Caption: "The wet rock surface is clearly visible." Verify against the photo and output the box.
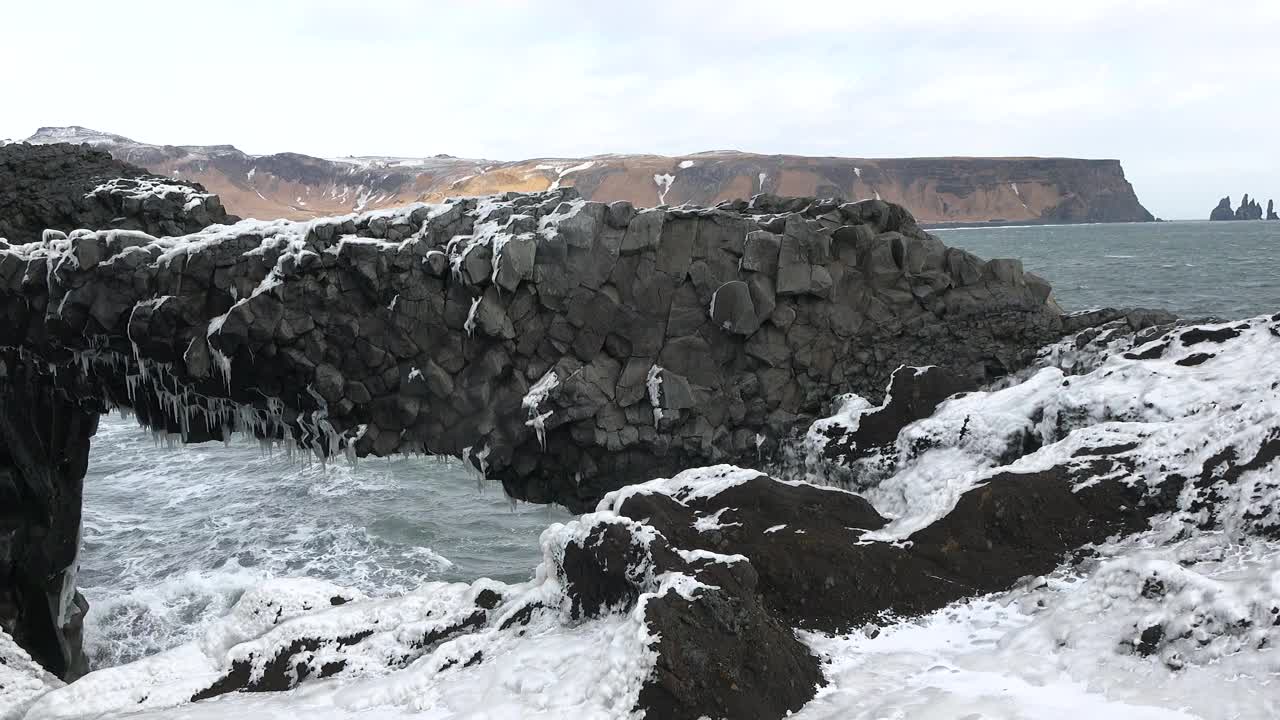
[0,359,97,682]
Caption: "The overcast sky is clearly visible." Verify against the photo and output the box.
[3,1,1277,218]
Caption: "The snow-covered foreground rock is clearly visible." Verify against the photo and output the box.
[20,312,1280,718]
[1,630,62,720]
[798,532,1280,719]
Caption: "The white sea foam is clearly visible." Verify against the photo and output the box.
[75,417,568,672]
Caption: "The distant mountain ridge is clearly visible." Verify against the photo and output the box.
[20,126,1155,226]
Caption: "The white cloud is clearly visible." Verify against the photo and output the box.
[0,0,1276,218]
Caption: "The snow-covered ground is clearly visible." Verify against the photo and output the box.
[798,534,1279,720]
[16,314,1280,719]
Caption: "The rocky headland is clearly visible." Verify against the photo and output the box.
[20,126,1155,227]
[2,143,1276,719]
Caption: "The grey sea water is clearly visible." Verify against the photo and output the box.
[932,220,1279,318]
[80,219,1280,668]
[80,421,573,667]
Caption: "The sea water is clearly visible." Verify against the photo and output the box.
[79,219,1280,669]
[933,219,1280,318]
[80,421,572,668]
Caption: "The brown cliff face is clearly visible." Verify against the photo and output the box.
[22,127,1153,225]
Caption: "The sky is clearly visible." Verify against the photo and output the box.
[2,0,1278,219]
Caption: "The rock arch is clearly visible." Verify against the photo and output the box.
[1,151,1068,679]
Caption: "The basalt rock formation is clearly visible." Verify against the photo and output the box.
[1210,193,1267,221]
[1210,196,1236,221]
[1,185,1070,510]
[1236,194,1264,220]
[0,151,1085,681]
[8,147,1275,720]
[25,311,1280,719]
[23,126,1155,226]
[1268,199,1278,220]
[0,142,236,244]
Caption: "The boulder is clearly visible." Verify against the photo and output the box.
[708,280,759,335]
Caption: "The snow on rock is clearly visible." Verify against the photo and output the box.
[85,177,215,207]
[0,629,62,720]
[795,534,1280,720]
[538,160,596,191]
[645,364,664,428]
[22,305,1280,720]
[599,464,766,512]
[23,521,657,719]
[25,471,825,720]
[692,506,743,533]
[522,370,560,449]
[4,184,1075,519]
[777,312,1280,716]
[804,314,1280,541]
[652,173,674,205]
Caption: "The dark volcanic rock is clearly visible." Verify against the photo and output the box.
[20,314,1280,719]
[0,356,95,681]
[145,448,1210,720]
[1,186,1073,513]
[1211,193,1267,221]
[1236,194,1264,220]
[811,365,977,484]
[1210,196,1235,221]
[0,142,237,243]
[1268,199,1278,221]
[0,155,1122,685]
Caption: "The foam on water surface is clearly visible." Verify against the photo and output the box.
[78,417,571,670]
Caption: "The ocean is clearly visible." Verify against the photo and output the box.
[79,219,1280,670]
[932,220,1280,319]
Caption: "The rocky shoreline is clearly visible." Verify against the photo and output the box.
[1,144,1276,719]
[9,309,1280,719]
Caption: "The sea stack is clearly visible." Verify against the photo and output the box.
[1268,199,1278,220]
[1235,194,1264,220]
[1210,196,1234,220]
[1209,194,1268,220]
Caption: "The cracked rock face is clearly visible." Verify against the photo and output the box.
[2,168,1070,685]
[3,187,1065,511]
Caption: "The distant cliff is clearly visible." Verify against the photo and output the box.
[1210,194,1274,221]
[21,126,1154,226]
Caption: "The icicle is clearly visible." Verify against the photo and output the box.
[646,365,665,428]
[464,295,482,337]
[522,370,560,451]
[210,346,233,392]
[463,444,490,491]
